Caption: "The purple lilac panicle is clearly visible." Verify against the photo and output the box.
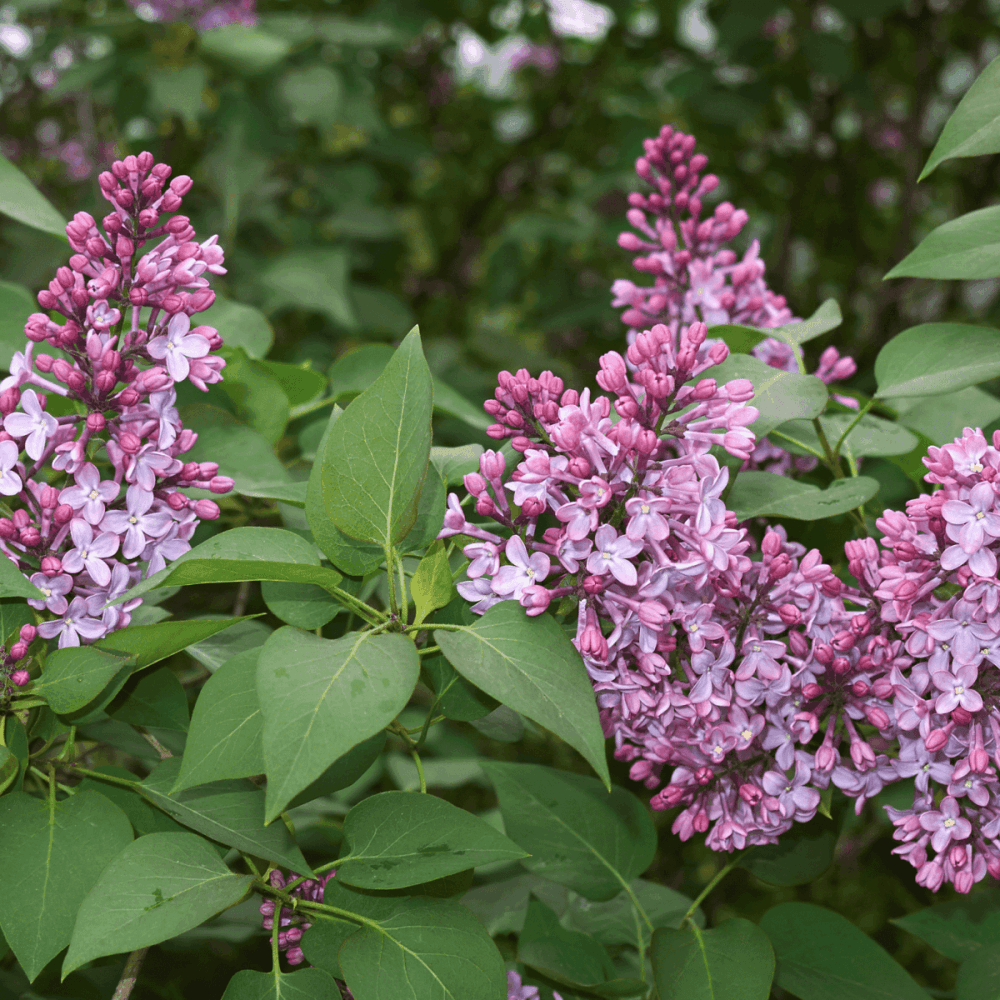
[260,870,336,967]
[0,151,232,673]
[128,0,256,31]
[612,125,857,472]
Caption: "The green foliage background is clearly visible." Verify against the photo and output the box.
[3,0,1000,995]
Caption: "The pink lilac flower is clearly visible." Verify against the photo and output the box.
[0,152,233,657]
[612,125,857,474]
[259,870,335,967]
[127,0,256,31]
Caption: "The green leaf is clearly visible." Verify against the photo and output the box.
[63,832,254,976]
[32,646,134,714]
[221,968,343,1000]
[431,444,485,485]
[262,581,342,630]
[892,890,1000,961]
[480,763,656,901]
[518,896,618,989]
[651,918,775,1000]
[109,667,190,731]
[304,405,384,576]
[219,348,291,444]
[286,732,386,809]
[769,299,843,347]
[957,947,1000,1000]
[921,54,1000,179]
[0,281,35,370]
[180,403,301,504]
[94,617,253,669]
[119,526,328,603]
[141,759,312,873]
[706,324,767,354]
[726,473,878,521]
[173,648,265,792]
[328,344,394,399]
[148,65,207,129]
[435,603,610,785]
[0,554,43,599]
[887,205,1000,280]
[300,919,357,980]
[433,378,492,431]
[774,413,917,459]
[321,328,433,546]
[187,618,272,673]
[461,872,569,936]
[262,249,357,329]
[0,599,34,645]
[874,323,1000,398]
[892,386,1000,446]
[760,902,928,1000]
[258,627,419,822]
[76,765,191,838]
[711,354,829,438]
[396,468,447,553]
[0,790,133,981]
[336,790,527,890]
[261,360,327,412]
[422,654,498,722]
[197,295,274,358]
[0,154,67,238]
[411,542,454,625]
[199,24,292,75]
[338,896,505,1000]
[739,825,836,886]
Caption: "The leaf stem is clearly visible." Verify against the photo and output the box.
[384,545,399,617]
[417,644,440,656]
[811,417,844,478]
[832,397,875,461]
[328,584,387,625]
[681,852,745,927]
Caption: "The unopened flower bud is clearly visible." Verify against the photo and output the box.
[119,432,142,454]
[94,371,117,392]
[41,555,62,575]
[777,603,800,625]
[19,624,36,643]
[9,641,28,660]
[86,412,107,432]
[0,389,19,415]
[166,491,188,511]
[209,476,234,494]
[193,499,221,519]
[10,669,29,687]
[953,706,973,725]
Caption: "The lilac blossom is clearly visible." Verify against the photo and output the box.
[4,389,58,460]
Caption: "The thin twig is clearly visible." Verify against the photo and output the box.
[136,727,172,760]
[111,947,149,1000]
[233,580,252,618]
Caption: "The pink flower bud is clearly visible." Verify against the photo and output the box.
[9,642,28,660]
[953,706,973,725]
[94,371,117,393]
[41,555,62,575]
[18,528,40,547]
[86,412,107,432]
[117,388,140,407]
[583,575,605,596]
[53,504,73,525]
[777,603,800,625]
[925,728,950,752]
[39,486,58,509]
[167,491,188,511]
[65,370,86,391]
[12,510,29,529]
[865,706,890,730]
[520,585,552,616]
[475,496,496,517]
[193,499,221,519]
[463,473,487,495]
[738,783,762,805]
[0,389,19,416]
[116,236,135,259]
[19,624,36,643]
[119,432,142,454]
[209,476,234,494]
[802,683,824,700]
[10,669,29,687]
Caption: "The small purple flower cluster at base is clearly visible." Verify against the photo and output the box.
[260,870,336,967]
[1,623,39,696]
[508,970,562,1000]
[0,151,232,655]
[128,0,256,31]
[612,125,857,473]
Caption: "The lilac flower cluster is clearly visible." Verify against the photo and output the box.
[259,870,336,967]
[0,151,232,666]
[441,320,908,854]
[844,426,1000,893]
[128,0,256,31]
[611,125,857,472]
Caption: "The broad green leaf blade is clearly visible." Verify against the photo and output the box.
[300,919,357,979]
[261,580,342,630]
[921,54,1000,179]
[0,790,132,981]
[338,896,505,1000]
[220,968,343,1000]
[258,627,419,822]
[94,617,252,669]
[957,947,1000,1000]
[219,347,291,444]
[768,298,842,348]
[480,762,656,901]
[726,473,878,521]
[739,825,836,886]
[110,667,190,731]
[651,918,774,1000]
[434,602,609,785]
[336,790,527,889]
[286,732,386,810]
[431,444,485,485]
[706,324,766,354]
[894,386,1000,445]
[119,526,322,603]
[411,542,454,625]
[173,649,265,791]
[562,879,694,949]
[396,468,447,553]
[432,377,491,431]
[200,24,293,76]
[63,832,254,976]
[0,154,67,238]
[461,872,570,936]
[711,354,828,438]
[32,646,134,714]
[306,406,387,576]
[422,652,497,722]
[760,902,927,1000]
[321,327,433,546]
[774,414,917,459]
[0,555,43,599]
[262,360,327,411]
[0,280,35,370]
[518,896,617,989]
[142,759,311,873]
[874,323,1000,398]
[891,890,1000,961]
[886,205,1000,280]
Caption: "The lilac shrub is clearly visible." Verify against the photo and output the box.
[0,150,231,685]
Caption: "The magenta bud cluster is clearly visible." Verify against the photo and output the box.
[260,869,336,967]
[126,0,256,31]
[0,151,234,660]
